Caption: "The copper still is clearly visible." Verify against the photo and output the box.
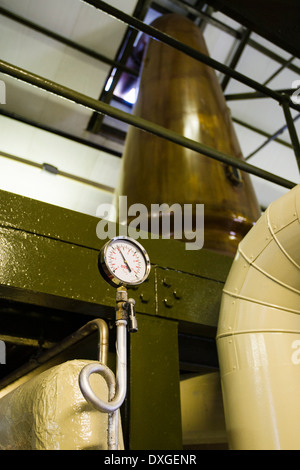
[115,14,261,256]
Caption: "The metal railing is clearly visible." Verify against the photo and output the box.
[0,0,299,189]
[84,0,300,171]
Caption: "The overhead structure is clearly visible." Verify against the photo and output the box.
[0,0,299,451]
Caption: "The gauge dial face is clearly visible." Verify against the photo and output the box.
[99,237,151,287]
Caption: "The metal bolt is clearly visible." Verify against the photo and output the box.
[164,298,174,308]
[173,290,182,300]
[163,277,171,288]
[140,293,150,303]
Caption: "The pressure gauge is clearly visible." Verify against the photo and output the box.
[99,236,151,287]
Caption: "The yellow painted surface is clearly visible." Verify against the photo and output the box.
[180,372,227,447]
[0,360,124,450]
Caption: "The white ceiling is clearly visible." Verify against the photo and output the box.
[0,0,299,216]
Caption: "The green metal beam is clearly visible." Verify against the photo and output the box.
[0,189,231,332]
[128,314,182,450]
[156,267,223,331]
[0,189,230,449]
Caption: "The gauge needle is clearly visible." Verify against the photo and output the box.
[117,246,132,272]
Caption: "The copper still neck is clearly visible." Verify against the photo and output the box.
[115,14,261,256]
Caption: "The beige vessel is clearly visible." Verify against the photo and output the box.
[217,183,300,449]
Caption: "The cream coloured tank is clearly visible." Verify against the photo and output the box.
[0,360,124,450]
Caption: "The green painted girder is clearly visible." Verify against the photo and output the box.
[128,314,182,450]
[0,189,233,450]
[0,189,232,331]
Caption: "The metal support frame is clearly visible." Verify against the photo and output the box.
[0,191,229,448]
[0,58,295,189]
[232,116,293,150]
[221,27,251,91]
[1,0,299,176]
[0,108,122,157]
[81,0,300,174]
[159,0,300,78]
[128,314,182,450]
[88,0,151,134]
[0,3,299,450]
[81,0,300,110]
[245,113,300,162]
[225,88,297,102]
[263,55,295,86]
[0,150,114,193]
[281,98,300,172]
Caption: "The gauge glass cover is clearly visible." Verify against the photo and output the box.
[99,236,150,286]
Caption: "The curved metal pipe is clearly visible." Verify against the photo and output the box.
[0,318,109,390]
[79,320,127,413]
[216,183,300,449]
[79,320,127,450]
[79,362,120,450]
